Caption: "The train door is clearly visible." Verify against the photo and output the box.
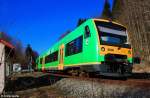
[58,44,64,70]
[42,57,45,72]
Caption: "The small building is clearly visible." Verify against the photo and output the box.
[0,39,14,94]
[13,63,21,72]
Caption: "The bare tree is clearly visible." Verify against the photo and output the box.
[101,0,113,20]
[111,0,150,65]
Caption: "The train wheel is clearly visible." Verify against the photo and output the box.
[67,69,78,76]
[79,71,89,78]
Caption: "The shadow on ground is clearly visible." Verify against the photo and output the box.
[4,72,150,93]
[5,73,63,92]
[130,73,150,79]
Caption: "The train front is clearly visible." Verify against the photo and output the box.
[95,20,133,77]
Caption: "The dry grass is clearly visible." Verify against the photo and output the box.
[132,64,150,73]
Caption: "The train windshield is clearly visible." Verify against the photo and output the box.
[95,21,130,47]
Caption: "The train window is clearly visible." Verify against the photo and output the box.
[40,58,43,64]
[45,51,58,63]
[53,51,58,61]
[84,26,91,38]
[45,55,51,63]
[36,59,39,65]
[65,35,83,56]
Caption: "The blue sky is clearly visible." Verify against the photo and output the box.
[0,0,113,54]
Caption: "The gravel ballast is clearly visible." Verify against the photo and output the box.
[52,78,150,98]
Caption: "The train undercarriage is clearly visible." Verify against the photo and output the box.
[62,54,133,77]
[42,54,134,78]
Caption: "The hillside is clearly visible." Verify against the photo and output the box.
[111,0,150,72]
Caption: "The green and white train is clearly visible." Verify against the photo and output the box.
[36,19,135,76]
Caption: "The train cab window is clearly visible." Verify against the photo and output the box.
[65,36,83,56]
[84,26,91,38]
[45,51,58,63]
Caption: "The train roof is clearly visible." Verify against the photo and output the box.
[93,18,126,29]
[38,18,126,58]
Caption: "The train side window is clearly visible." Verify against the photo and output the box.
[40,58,43,64]
[45,55,50,63]
[65,36,83,56]
[84,26,91,38]
[53,51,58,61]
[36,59,38,65]
[45,51,58,63]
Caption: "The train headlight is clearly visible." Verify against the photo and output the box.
[101,47,105,52]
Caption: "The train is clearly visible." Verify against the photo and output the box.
[36,19,138,77]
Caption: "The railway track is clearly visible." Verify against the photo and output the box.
[46,72,150,88]
[5,72,150,92]
[46,71,150,79]
[12,72,149,98]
